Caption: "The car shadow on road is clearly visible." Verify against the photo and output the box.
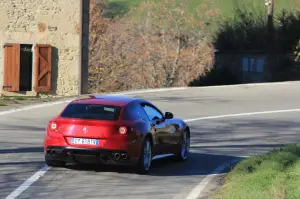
[63,152,244,176]
[0,147,43,154]
[0,161,44,166]
[0,145,242,176]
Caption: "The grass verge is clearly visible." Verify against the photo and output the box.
[215,144,300,199]
[0,99,7,106]
[0,95,43,107]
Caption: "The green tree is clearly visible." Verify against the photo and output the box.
[295,40,300,61]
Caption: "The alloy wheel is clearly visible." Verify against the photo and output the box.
[143,140,152,170]
[181,131,190,160]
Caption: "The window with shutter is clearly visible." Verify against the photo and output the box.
[34,44,52,93]
[3,43,20,92]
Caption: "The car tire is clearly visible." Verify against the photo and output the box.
[45,159,65,167]
[135,137,152,174]
[176,129,190,161]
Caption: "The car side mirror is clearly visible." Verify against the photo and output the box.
[164,112,173,119]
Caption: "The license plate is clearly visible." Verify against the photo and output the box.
[72,138,99,145]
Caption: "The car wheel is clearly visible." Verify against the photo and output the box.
[135,137,152,174]
[45,159,65,167]
[176,129,190,161]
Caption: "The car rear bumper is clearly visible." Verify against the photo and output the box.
[44,130,144,164]
[45,146,139,166]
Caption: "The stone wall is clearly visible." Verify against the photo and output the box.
[0,0,82,96]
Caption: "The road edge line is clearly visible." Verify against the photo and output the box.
[4,107,300,198]
[4,165,49,199]
[185,158,241,199]
[190,81,294,89]
[1,80,298,116]
[0,87,187,116]
[184,108,300,122]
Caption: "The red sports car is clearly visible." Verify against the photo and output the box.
[44,95,190,173]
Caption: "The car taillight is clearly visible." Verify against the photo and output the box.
[119,126,128,135]
[49,122,58,131]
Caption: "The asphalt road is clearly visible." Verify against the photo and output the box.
[1,82,300,199]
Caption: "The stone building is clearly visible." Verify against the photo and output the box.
[214,50,300,83]
[0,0,90,96]
[214,50,267,83]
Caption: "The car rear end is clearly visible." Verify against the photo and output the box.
[44,101,143,166]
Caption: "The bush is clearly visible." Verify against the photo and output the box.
[213,0,267,51]
[295,40,300,61]
[88,0,220,93]
[214,0,300,53]
[188,67,240,86]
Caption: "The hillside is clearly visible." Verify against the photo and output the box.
[89,0,300,93]
[105,0,294,19]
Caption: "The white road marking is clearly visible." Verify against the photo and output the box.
[0,87,186,116]
[1,80,297,116]
[184,108,300,123]
[183,108,300,199]
[108,87,187,95]
[4,165,49,199]
[190,81,292,89]
[2,83,300,199]
[152,154,174,160]
[185,158,241,199]
[6,108,300,199]
[0,100,73,116]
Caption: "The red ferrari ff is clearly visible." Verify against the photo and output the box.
[44,95,190,173]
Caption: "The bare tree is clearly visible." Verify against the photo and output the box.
[88,0,219,93]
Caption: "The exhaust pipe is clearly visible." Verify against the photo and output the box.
[121,153,127,159]
[114,153,120,160]
[50,149,56,155]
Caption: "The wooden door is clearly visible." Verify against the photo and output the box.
[34,44,52,93]
[3,43,20,92]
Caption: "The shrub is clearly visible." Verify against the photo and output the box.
[88,0,220,93]
[188,67,240,86]
[213,0,267,51]
[295,40,300,61]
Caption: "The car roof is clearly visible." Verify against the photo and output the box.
[71,95,143,106]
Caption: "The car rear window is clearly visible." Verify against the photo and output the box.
[60,103,122,121]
